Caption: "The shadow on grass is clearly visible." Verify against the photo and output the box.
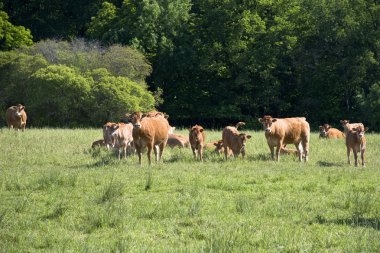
[316,161,343,167]
[247,153,273,162]
[314,215,380,230]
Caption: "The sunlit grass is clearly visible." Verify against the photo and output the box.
[0,128,379,252]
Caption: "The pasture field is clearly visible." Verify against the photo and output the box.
[0,128,380,252]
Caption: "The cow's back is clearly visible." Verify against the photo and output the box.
[272,118,310,144]
[139,116,170,144]
[327,128,345,139]
[222,126,239,147]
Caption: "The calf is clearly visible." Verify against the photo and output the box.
[167,133,190,148]
[319,124,345,139]
[91,139,106,149]
[110,123,134,160]
[345,125,368,167]
[340,120,364,135]
[127,111,170,165]
[258,116,310,162]
[5,104,27,131]
[222,122,251,159]
[103,122,117,149]
[189,125,206,161]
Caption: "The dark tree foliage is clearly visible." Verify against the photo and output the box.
[1,0,380,130]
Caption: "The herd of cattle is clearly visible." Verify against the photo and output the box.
[5,104,369,167]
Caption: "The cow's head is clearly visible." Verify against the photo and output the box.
[319,124,331,137]
[189,125,204,143]
[143,111,169,119]
[340,120,350,128]
[127,112,143,128]
[15,104,25,117]
[238,133,251,153]
[258,115,277,133]
[352,125,369,140]
[213,140,224,154]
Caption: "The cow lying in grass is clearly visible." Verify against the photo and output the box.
[319,124,345,139]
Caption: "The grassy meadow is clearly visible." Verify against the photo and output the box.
[0,127,380,252]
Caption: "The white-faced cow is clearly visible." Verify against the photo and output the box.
[127,111,170,165]
[6,104,27,131]
[258,116,310,162]
[345,125,368,167]
[110,123,134,160]
[222,122,251,159]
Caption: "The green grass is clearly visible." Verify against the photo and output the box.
[0,128,379,252]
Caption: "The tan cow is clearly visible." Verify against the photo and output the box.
[209,140,233,156]
[340,120,364,135]
[110,123,134,160]
[345,125,368,167]
[258,116,310,162]
[222,122,251,159]
[91,139,106,149]
[189,125,206,161]
[5,104,27,131]
[167,133,190,148]
[103,122,118,149]
[127,111,170,165]
[319,124,345,139]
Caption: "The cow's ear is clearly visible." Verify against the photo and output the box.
[272,119,277,122]
[246,135,252,139]
[319,126,323,129]
[364,127,369,132]
[213,142,218,147]
[258,118,263,123]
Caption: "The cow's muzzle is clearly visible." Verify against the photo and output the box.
[133,124,141,128]
[265,128,271,133]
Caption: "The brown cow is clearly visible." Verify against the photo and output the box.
[319,124,345,139]
[189,125,206,161]
[340,120,364,135]
[6,104,27,131]
[110,123,134,160]
[127,111,170,165]
[91,139,106,149]
[167,133,190,148]
[258,116,310,162]
[103,122,118,149]
[345,125,368,167]
[211,140,233,156]
[222,122,251,159]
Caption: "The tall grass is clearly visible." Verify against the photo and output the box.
[0,128,379,252]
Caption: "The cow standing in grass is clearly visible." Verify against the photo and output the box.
[6,104,27,131]
[110,123,134,160]
[345,125,368,167]
[189,125,206,161]
[103,122,117,149]
[340,120,364,135]
[127,111,170,165]
[222,122,251,159]
[258,116,310,162]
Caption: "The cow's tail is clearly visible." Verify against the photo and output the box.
[235,122,246,129]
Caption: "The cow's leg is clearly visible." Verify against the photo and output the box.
[347,146,351,165]
[123,144,127,159]
[275,141,283,162]
[158,142,166,162]
[153,145,159,162]
[361,148,365,167]
[295,142,303,162]
[224,145,229,160]
[269,144,275,160]
[199,145,203,162]
[303,134,310,162]
[135,145,142,165]
[353,147,359,167]
[146,143,154,165]
[191,147,197,160]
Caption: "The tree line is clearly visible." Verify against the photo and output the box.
[0,0,379,130]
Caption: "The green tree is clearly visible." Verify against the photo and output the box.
[0,11,33,50]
